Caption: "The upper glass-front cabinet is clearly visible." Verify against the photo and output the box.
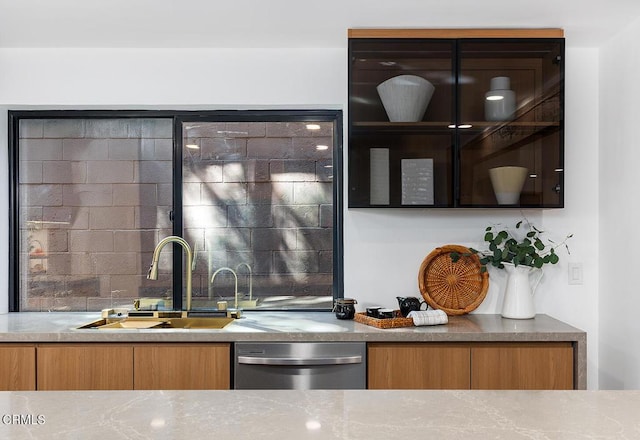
[348,30,565,208]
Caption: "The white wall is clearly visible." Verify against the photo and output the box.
[0,44,600,388]
[598,16,640,389]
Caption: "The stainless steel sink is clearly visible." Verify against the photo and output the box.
[76,316,235,330]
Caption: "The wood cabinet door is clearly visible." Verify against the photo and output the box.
[368,343,470,389]
[37,344,133,390]
[0,345,36,390]
[471,342,574,390]
[134,344,230,390]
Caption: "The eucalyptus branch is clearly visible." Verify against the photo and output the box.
[451,219,572,273]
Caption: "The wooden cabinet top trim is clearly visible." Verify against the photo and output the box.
[348,28,564,39]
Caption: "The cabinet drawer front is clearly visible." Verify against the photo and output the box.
[134,344,230,390]
[0,345,36,391]
[368,343,470,389]
[471,342,574,390]
[37,345,133,390]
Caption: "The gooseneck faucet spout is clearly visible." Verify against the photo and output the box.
[235,262,253,302]
[147,236,194,311]
[211,267,239,310]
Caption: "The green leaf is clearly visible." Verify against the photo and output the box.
[516,220,522,228]
[450,252,460,262]
[534,257,544,268]
[485,226,492,232]
[484,232,494,242]
[549,253,559,264]
[534,238,545,250]
[480,266,487,273]
[526,231,536,238]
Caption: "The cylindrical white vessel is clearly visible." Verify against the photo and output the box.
[485,76,516,121]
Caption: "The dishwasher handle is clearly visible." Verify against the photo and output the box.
[237,355,362,366]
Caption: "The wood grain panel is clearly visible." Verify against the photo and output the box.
[471,342,574,390]
[348,28,564,39]
[368,343,470,389]
[0,345,36,390]
[133,344,230,390]
[37,344,133,390]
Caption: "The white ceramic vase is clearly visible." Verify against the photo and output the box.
[489,166,528,205]
[501,263,543,319]
[376,75,435,122]
[485,76,516,121]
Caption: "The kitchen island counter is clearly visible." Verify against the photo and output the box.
[0,389,635,439]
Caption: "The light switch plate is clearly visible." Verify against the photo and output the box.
[568,263,583,285]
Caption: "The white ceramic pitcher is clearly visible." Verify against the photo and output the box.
[501,263,543,319]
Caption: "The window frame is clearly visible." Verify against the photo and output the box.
[8,109,344,312]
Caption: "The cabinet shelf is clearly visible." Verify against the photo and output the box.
[348,32,565,208]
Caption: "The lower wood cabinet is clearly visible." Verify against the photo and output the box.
[0,345,36,390]
[471,342,574,390]
[36,343,231,390]
[368,342,575,390]
[368,343,470,389]
[37,344,134,390]
[134,344,230,390]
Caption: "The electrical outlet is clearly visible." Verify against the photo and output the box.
[568,263,583,285]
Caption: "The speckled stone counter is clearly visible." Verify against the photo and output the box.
[0,389,636,439]
[0,311,587,389]
[0,312,585,344]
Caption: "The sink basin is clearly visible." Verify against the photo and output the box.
[162,317,235,329]
[76,316,235,330]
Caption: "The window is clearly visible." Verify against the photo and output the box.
[10,110,342,312]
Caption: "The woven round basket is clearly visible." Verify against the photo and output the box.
[418,244,489,315]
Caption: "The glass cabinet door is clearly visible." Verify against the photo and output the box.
[348,39,455,207]
[457,39,564,207]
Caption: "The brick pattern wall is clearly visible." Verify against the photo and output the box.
[182,121,334,303]
[19,119,173,311]
[18,118,335,311]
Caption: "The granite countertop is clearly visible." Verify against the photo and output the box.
[0,312,585,344]
[0,389,636,439]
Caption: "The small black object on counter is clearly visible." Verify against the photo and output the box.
[334,298,357,320]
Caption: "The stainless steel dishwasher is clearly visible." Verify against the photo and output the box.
[234,342,366,389]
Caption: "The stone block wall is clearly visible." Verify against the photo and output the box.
[183,121,334,303]
[19,118,173,311]
[18,118,335,311]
